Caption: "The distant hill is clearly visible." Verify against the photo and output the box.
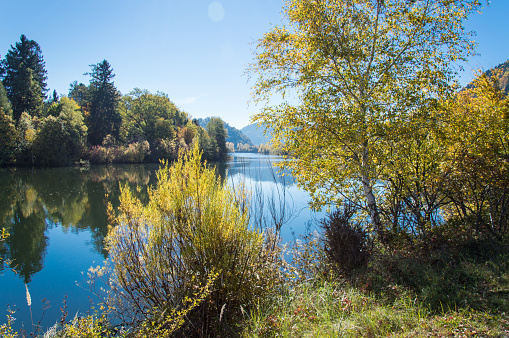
[197,117,254,147]
[465,59,509,94]
[485,59,509,94]
[240,123,273,146]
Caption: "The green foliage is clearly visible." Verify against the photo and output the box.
[198,117,254,149]
[205,117,228,161]
[68,81,90,115]
[248,0,481,239]
[104,144,281,335]
[0,107,17,165]
[353,239,509,314]
[32,98,87,166]
[0,81,13,118]
[14,112,37,165]
[242,276,508,337]
[87,60,122,146]
[120,89,187,145]
[0,34,47,121]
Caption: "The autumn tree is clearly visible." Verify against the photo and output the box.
[248,0,481,239]
[0,35,48,121]
[442,72,509,239]
[33,97,88,166]
[68,81,90,115]
[86,60,121,145]
[0,107,16,165]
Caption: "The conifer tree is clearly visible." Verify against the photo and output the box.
[0,35,47,121]
[86,60,121,145]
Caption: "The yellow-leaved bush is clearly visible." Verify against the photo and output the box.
[105,143,281,336]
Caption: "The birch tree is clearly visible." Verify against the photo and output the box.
[248,0,481,239]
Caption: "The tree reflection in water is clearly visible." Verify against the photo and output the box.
[0,164,159,282]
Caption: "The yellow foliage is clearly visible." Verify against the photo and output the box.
[106,143,281,335]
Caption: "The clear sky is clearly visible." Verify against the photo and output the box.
[1,0,508,129]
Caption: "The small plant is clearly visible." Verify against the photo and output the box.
[321,204,370,275]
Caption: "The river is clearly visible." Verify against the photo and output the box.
[0,153,324,332]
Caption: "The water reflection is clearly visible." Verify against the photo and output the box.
[0,154,323,332]
[0,165,160,282]
[227,153,295,185]
[0,155,295,283]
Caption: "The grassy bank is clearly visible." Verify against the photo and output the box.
[243,237,509,337]
[3,235,507,337]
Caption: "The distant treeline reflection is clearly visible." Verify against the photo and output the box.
[0,155,292,284]
[0,164,160,283]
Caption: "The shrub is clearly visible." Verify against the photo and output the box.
[151,137,178,161]
[321,205,370,275]
[122,140,150,163]
[88,145,108,164]
[104,143,281,336]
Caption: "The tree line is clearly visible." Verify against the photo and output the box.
[0,35,228,167]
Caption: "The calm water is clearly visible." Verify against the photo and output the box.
[0,153,324,331]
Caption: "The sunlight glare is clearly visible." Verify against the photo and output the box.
[208,1,225,22]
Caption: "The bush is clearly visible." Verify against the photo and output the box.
[103,144,281,336]
[122,140,150,163]
[88,145,108,164]
[150,137,178,161]
[321,205,370,275]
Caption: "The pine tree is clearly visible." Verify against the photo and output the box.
[0,35,48,121]
[86,60,121,145]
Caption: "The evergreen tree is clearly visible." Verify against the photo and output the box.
[0,35,48,121]
[51,89,59,103]
[206,117,228,160]
[86,60,121,145]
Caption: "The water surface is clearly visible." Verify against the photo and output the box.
[0,153,324,331]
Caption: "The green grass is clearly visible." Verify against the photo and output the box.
[242,237,509,337]
[242,279,509,337]
[3,233,509,337]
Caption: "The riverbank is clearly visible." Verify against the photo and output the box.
[2,234,508,337]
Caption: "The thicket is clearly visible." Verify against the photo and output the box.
[87,144,282,337]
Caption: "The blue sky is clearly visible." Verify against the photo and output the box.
[1,0,508,129]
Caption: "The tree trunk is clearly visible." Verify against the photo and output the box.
[361,147,385,243]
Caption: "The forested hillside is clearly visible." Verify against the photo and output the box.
[197,116,253,148]
[485,59,509,94]
[465,59,509,94]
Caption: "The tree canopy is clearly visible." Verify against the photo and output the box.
[0,34,48,121]
[248,0,482,237]
[119,88,187,144]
